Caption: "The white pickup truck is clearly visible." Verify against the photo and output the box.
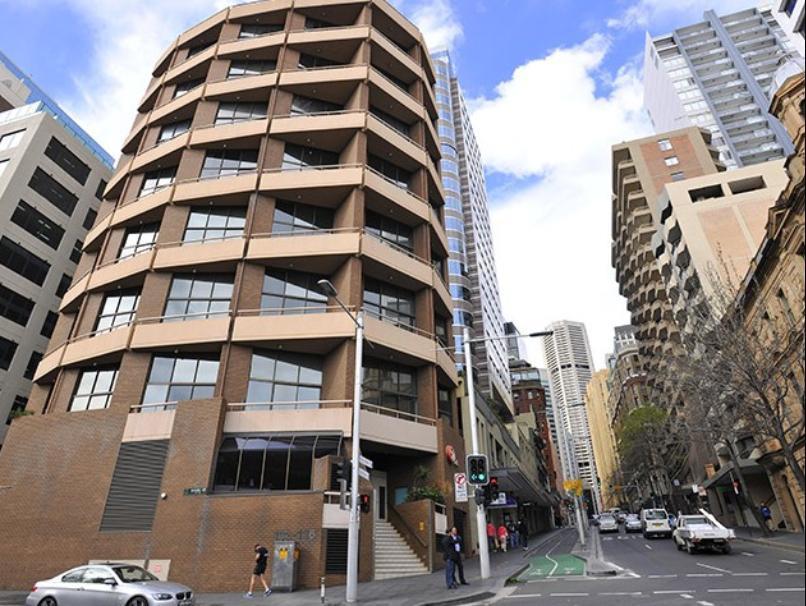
[673,509,736,554]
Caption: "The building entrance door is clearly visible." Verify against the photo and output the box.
[372,471,388,522]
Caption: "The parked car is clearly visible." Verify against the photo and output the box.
[607,508,626,524]
[27,563,194,606]
[641,508,672,539]
[673,510,735,555]
[625,514,642,533]
[598,513,620,533]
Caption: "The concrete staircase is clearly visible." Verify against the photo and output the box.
[373,519,429,580]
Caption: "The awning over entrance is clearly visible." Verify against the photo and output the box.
[702,458,767,490]
[491,467,558,508]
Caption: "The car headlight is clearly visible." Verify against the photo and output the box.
[152,593,173,601]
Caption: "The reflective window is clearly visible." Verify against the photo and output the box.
[365,211,413,251]
[362,359,417,415]
[227,59,277,78]
[173,78,203,98]
[44,137,91,185]
[120,223,159,259]
[0,283,34,326]
[298,53,340,69]
[157,120,191,143]
[139,167,176,196]
[142,355,220,407]
[215,102,267,125]
[28,167,78,216]
[290,95,342,116]
[70,367,119,411]
[363,278,415,328]
[0,237,50,285]
[664,156,679,166]
[442,176,461,193]
[246,350,324,407]
[213,433,341,492]
[272,200,334,233]
[370,107,409,136]
[183,207,246,242]
[200,150,258,179]
[304,16,334,29]
[11,200,65,250]
[164,274,233,321]
[282,143,339,169]
[368,154,410,189]
[41,311,58,338]
[438,387,452,423]
[261,269,327,313]
[96,290,140,333]
[0,336,17,371]
[239,23,283,38]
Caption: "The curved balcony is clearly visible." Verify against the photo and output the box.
[360,401,438,453]
[173,171,259,203]
[259,164,363,201]
[231,307,356,348]
[369,28,422,83]
[246,228,361,271]
[131,313,230,350]
[153,237,247,271]
[229,0,292,20]
[205,72,278,99]
[176,7,227,48]
[364,166,430,222]
[113,184,174,227]
[224,400,352,435]
[366,113,427,167]
[361,230,432,287]
[368,67,422,117]
[164,44,216,85]
[105,156,134,200]
[279,63,368,89]
[130,131,190,174]
[189,118,268,147]
[122,112,150,154]
[270,110,365,145]
[150,82,204,125]
[287,24,370,47]
[61,324,133,368]
[432,269,452,317]
[217,31,285,57]
[83,211,114,252]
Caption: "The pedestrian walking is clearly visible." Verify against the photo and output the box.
[507,519,517,550]
[244,543,272,599]
[760,505,773,531]
[486,521,497,552]
[497,523,508,552]
[518,519,529,550]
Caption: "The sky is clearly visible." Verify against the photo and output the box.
[0,0,761,368]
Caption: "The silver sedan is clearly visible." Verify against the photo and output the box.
[27,563,194,606]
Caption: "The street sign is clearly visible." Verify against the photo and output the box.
[359,455,373,470]
[454,472,468,503]
[563,479,583,497]
[358,467,370,481]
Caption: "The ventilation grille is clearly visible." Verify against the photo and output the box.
[325,529,348,574]
[100,440,169,532]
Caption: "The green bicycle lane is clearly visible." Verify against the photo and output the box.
[517,553,586,580]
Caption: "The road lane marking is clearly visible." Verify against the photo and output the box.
[686,573,723,577]
[644,544,653,550]
[696,601,715,606]
[707,588,754,593]
[505,594,542,599]
[680,594,695,600]
[741,552,754,557]
[600,592,642,596]
[654,590,696,594]
[733,572,767,576]
[781,559,798,565]
[550,593,589,597]
[766,587,805,592]
[648,574,678,578]
[780,572,805,576]
[697,562,732,574]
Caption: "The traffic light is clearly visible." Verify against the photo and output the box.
[474,487,486,506]
[489,477,500,502]
[467,454,489,486]
[335,458,352,486]
[360,494,371,514]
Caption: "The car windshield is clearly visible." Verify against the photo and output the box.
[685,516,710,525]
[113,566,158,583]
[600,515,615,522]
[644,510,667,520]
[627,515,639,520]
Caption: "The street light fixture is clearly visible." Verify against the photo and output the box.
[317,279,363,604]
[462,326,553,580]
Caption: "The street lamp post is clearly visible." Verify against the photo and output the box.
[317,280,363,604]
[462,326,553,580]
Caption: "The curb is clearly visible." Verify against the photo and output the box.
[421,591,496,606]
[735,536,805,554]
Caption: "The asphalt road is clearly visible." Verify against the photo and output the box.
[502,525,806,606]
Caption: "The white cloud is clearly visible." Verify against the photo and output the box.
[607,0,758,30]
[393,0,463,51]
[469,35,653,367]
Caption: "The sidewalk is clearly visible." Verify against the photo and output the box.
[196,528,568,606]
[732,527,805,553]
[570,525,619,576]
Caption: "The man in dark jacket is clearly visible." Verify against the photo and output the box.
[441,526,468,589]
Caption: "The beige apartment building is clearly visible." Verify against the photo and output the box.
[0,0,476,592]
[0,52,113,442]
[585,370,619,510]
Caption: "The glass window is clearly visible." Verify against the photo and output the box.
[10,200,65,250]
[200,150,258,179]
[671,171,685,181]
[272,200,334,233]
[368,154,410,189]
[24,351,43,380]
[239,23,283,38]
[55,274,71,298]
[70,239,83,264]
[362,359,417,415]
[0,130,25,151]
[157,119,191,143]
[40,310,58,338]
[142,354,220,408]
[437,387,452,423]
[28,167,78,216]
[0,336,17,371]
[83,208,97,230]
[442,176,461,193]
[227,59,277,78]
[139,167,176,196]
[0,283,35,326]
[96,289,140,333]
[365,211,413,251]
[369,107,410,136]
[304,16,334,29]
[261,268,327,313]
[215,102,267,125]
[0,237,50,286]
[363,278,415,328]
[6,395,28,425]
[70,367,118,411]
[445,216,464,233]
[120,223,159,259]
[183,207,246,242]
[282,143,339,169]
[298,53,340,69]
[44,137,91,185]
[664,156,679,166]
[163,274,233,321]
[173,78,203,99]
[246,350,323,407]
[290,95,342,116]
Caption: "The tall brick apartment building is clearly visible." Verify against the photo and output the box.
[0,0,470,592]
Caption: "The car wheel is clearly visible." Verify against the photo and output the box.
[722,544,732,555]
[38,598,57,606]
[126,597,149,606]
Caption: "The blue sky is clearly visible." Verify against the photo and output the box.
[0,0,755,365]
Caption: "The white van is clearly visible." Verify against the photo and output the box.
[641,508,672,538]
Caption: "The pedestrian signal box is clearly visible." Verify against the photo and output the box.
[467,454,489,486]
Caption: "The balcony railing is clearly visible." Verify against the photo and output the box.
[361,401,437,426]
[227,399,351,412]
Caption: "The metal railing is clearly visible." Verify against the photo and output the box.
[236,304,354,317]
[250,226,360,239]
[360,401,436,426]
[363,308,434,339]
[227,399,351,412]
[130,402,179,413]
